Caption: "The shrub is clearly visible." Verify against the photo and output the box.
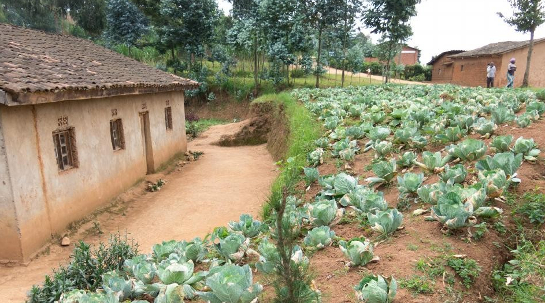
[290,68,306,78]
[27,233,138,303]
[536,89,545,101]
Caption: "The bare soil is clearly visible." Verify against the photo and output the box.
[0,120,278,303]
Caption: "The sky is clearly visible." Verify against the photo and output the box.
[217,0,545,64]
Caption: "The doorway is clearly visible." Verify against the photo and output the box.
[140,111,154,174]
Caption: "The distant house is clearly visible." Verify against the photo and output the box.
[365,45,421,66]
[0,23,198,262]
[428,38,545,87]
[427,50,465,83]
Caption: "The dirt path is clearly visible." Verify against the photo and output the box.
[325,66,430,85]
[0,120,278,303]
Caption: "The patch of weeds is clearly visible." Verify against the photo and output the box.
[147,179,166,192]
[407,243,419,251]
[472,222,488,241]
[516,191,545,225]
[400,275,435,294]
[493,221,507,234]
[332,266,349,277]
[447,257,481,288]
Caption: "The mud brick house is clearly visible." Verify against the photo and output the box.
[365,45,421,66]
[429,38,545,87]
[427,50,465,83]
[0,24,198,262]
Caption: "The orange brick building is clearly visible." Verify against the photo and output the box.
[365,45,420,66]
[429,39,545,87]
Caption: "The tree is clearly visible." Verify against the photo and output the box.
[335,0,362,87]
[362,0,420,83]
[104,0,148,52]
[70,0,107,37]
[499,0,545,87]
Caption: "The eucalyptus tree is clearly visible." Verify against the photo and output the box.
[104,0,148,53]
[499,0,545,87]
[362,0,420,83]
[335,0,362,87]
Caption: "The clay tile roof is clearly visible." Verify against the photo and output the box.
[449,38,545,58]
[427,50,465,65]
[0,23,199,105]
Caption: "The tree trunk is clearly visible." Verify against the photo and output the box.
[254,35,259,96]
[316,27,323,88]
[522,29,535,88]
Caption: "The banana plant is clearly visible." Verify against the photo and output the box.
[355,275,397,303]
[365,159,397,186]
[367,209,403,236]
[447,138,487,162]
[339,239,374,267]
[304,226,335,249]
[512,137,541,161]
[490,135,513,152]
[439,164,468,184]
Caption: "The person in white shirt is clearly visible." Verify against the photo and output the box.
[486,62,496,88]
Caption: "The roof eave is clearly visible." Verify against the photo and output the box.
[4,83,199,106]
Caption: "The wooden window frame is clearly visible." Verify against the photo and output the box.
[165,107,173,130]
[53,127,78,171]
[110,118,125,151]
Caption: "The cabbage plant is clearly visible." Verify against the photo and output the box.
[228,214,264,238]
[372,141,393,158]
[255,237,279,274]
[310,199,338,226]
[124,255,157,284]
[440,164,467,184]
[476,152,522,180]
[397,151,417,168]
[304,167,320,185]
[512,137,541,161]
[307,148,324,167]
[354,275,397,303]
[368,126,391,141]
[472,118,497,136]
[527,100,545,115]
[367,209,403,236]
[197,264,263,303]
[345,187,388,213]
[478,169,509,198]
[414,151,451,173]
[214,233,249,262]
[58,290,119,303]
[320,172,358,197]
[339,239,374,267]
[397,172,424,194]
[345,125,366,139]
[491,106,515,124]
[365,159,397,186]
[516,114,532,128]
[431,192,474,229]
[447,138,487,162]
[394,127,418,144]
[152,238,207,263]
[490,135,513,152]
[435,126,463,143]
[304,226,335,249]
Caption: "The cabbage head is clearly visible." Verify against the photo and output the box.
[431,192,474,229]
[124,255,157,284]
[367,209,403,236]
[255,237,279,274]
[490,135,513,152]
[366,159,397,186]
[339,239,374,267]
[197,264,263,303]
[304,226,335,249]
[491,106,515,124]
[354,275,397,303]
[512,137,541,161]
[472,118,497,136]
[58,290,119,303]
[228,214,264,238]
[311,199,338,226]
[440,164,467,184]
[397,151,417,168]
[414,151,451,172]
[447,138,487,162]
[476,152,522,179]
[397,172,424,194]
[478,169,508,198]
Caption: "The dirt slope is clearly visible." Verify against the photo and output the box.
[0,120,278,303]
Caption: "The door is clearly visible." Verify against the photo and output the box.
[140,111,155,174]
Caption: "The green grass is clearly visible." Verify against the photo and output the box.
[256,93,322,219]
[399,275,435,294]
[186,119,228,138]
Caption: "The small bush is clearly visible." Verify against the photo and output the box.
[536,89,545,101]
[27,233,138,303]
[447,257,481,288]
[517,191,545,225]
[290,68,306,78]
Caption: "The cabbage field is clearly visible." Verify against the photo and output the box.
[46,85,545,303]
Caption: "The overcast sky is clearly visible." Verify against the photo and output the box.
[217,0,545,64]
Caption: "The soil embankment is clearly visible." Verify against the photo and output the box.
[0,118,279,303]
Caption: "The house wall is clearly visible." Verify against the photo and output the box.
[394,47,419,66]
[497,42,545,88]
[449,55,503,87]
[0,108,22,261]
[430,55,456,83]
[0,90,187,261]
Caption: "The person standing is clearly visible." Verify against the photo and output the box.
[487,62,496,88]
[506,58,517,88]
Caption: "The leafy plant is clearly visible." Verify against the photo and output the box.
[435,126,463,143]
[397,172,424,194]
[307,148,324,167]
[472,117,497,136]
[367,209,403,236]
[303,167,320,185]
[304,226,335,249]
[345,187,389,213]
[512,137,541,161]
[196,264,263,303]
[430,192,474,230]
[354,275,397,303]
[339,239,374,267]
[372,140,393,158]
[397,151,417,168]
[516,114,532,128]
[228,214,264,238]
[368,126,391,141]
[447,257,481,288]
[439,164,467,184]
[414,151,451,173]
[365,159,397,186]
[490,135,513,152]
[526,100,545,115]
[491,106,515,124]
[476,152,522,180]
[214,233,249,262]
[447,138,487,162]
[310,199,338,226]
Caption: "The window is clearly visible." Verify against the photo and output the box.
[165,107,173,130]
[53,128,78,171]
[110,119,125,150]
